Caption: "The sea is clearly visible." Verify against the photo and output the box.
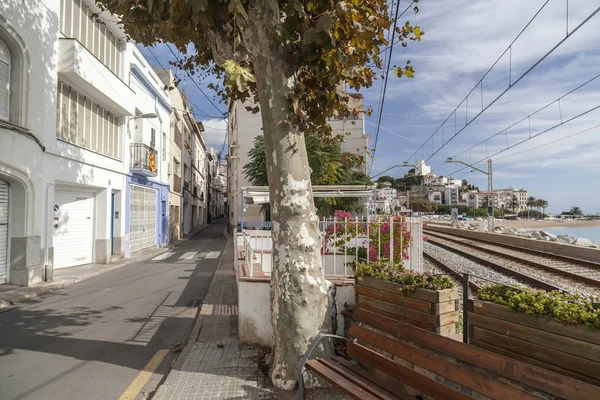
[542,226,600,244]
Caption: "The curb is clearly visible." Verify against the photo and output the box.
[0,224,218,310]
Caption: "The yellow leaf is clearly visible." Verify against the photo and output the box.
[414,26,422,41]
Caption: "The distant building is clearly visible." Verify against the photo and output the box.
[424,174,447,187]
[376,187,397,202]
[444,186,460,205]
[428,191,443,204]
[415,160,431,176]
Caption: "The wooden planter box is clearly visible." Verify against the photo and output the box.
[355,276,459,337]
[468,299,600,386]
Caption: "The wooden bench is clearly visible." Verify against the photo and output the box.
[299,306,600,399]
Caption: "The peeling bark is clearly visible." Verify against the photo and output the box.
[252,52,328,390]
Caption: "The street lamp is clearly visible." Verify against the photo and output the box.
[445,157,494,231]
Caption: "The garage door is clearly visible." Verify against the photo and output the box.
[130,185,157,252]
[0,179,8,284]
[53,192,95,269]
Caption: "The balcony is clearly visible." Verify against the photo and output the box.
[130,143,158,177]
[58,39,135,116]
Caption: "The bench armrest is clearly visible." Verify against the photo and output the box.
[298,333,357,400]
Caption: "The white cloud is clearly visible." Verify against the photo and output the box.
[365,0,600,210]
[201,118,227,146]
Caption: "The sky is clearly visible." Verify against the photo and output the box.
[138,0,600,214]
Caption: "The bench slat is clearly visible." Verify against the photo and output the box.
[318,358,404,400]
[350,323,538,400]
[346,342,471,400]
[353,307,600,400]
[305,359,381,400]
[330,357,415,400]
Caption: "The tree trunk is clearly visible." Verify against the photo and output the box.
[253,55,328,389]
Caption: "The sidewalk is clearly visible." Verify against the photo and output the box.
[152,229,276,400]
[0,223,212,309]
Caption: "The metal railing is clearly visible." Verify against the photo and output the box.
[130,143,157,174]
[240,214,424,279]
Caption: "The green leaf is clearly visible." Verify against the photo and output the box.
[317,14,333,33]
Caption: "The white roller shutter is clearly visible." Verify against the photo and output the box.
[0,179,8,284]
[53,192,94,269]
[130,185,157,252]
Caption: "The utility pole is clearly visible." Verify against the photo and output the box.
[446,158,494,232]
[488,159,494,231]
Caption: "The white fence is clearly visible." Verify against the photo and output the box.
[240,215,423,278]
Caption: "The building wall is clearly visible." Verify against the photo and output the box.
[0,0,59,285]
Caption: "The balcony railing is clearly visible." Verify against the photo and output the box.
[130,143,158,177]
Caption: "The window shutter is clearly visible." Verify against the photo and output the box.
[0,40,10,121]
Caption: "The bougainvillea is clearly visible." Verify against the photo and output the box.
[323,210,412,266]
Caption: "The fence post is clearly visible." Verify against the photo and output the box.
[344,217,348,275]
[389,216,394,263]
[366,217,370,263]
[333,215,337,277]
[463,273,469,344]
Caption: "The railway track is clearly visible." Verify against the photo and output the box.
[423,251,482,293]
[424,236,565,292]
[425,229,600,290]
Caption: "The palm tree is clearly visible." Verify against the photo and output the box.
[526,196,536,219]
[540,199,548,216]
[507,195,519,214]
[569,206,583,216]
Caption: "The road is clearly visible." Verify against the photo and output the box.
[0,221,227,400]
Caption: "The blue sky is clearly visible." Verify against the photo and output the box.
[139,0,600,214]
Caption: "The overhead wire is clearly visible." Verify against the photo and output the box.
[405,1,600,165]
[444,105,600,177]
[165,44,226,116]
[370,0,403,173]
[445,72,600,164]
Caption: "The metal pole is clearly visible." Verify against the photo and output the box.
[463,273,470,344]
[239,189,244,232]
[488,159,494,231]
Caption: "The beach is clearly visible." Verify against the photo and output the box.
[493,219,600,230]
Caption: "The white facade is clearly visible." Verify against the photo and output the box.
[444,186,460,205]
[424,174,447,187]
[227,91,369,231]
[428,191,443,204]
[415,160,431,176]
[191,121,208,230]
[376,187,397,202]
[0,0,174,285]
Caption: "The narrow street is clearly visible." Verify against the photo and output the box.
[0,221,227,400]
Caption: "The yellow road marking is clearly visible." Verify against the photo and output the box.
[119,349,169,400]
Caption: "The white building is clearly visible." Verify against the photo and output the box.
[227,89,369,232]
[376,187,397,202]
[0,0,172,286]
[0,0,60,285]
[424,174,447,187]
[444,186,460,205]
[207,147,227,221]
[191,122,208,230]
[126,44,172,255]
[428,191,443,205]
[446,178,462,188]
[415,160,431,176]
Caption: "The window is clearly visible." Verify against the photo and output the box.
[56,80,121,159]
[0,38,10,122]
[173,158,180,176]
[59,0,122,76]
[150,128,156,148]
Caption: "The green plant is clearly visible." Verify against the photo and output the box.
[477,285,600,329]
[354,260,454,293]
